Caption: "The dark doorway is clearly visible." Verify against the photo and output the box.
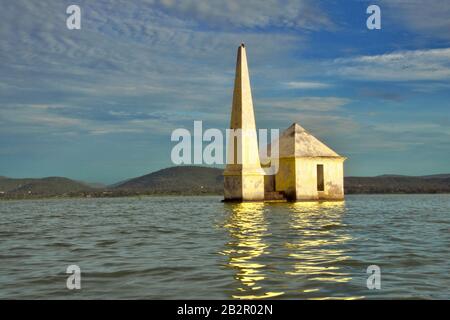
[317,164,324,191]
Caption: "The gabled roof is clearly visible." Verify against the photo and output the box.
[267,123,343,158]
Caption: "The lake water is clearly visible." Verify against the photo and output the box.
[0,195,449,299]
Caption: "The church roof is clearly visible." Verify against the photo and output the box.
[267,123,343,159]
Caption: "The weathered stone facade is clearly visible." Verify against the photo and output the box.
[270,123,346,201]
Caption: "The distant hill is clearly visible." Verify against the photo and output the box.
[0,177,95,198]
[78,181,106,189]
[113,166,223,194]
[417,174,450,179]
[115,167,450,195]
[375,174,450,179]
[1,166,449,199]
[345,176,450,194]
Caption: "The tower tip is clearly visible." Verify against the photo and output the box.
[240,43,245,48]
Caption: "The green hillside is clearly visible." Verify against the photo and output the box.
[113,166,223,194]
[0,177,94,198]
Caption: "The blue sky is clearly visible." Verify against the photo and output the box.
[0,0,449,184]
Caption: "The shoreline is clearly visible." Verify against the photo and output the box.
[1,192,449,201]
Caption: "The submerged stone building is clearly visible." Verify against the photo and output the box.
[224,44,346,202]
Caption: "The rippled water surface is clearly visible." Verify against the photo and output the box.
[0,195,449,299]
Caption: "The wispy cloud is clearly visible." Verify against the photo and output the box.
[0,104,175,136]
[157,0,334,30]
[372,123,450,136]
[258,97,350,112]
[284,81,332,89]
[329,48,450,81]
[255,97,356,138]
[0,0,307,143]
[358,88,404,102]
[381,0,450,40]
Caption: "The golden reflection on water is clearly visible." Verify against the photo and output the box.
[286,202,352,284]
[221,201,364,300]
[220,202,284,299]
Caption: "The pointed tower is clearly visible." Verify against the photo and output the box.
[223,44,265,201]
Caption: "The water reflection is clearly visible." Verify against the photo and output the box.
[220,202,284,299]
[285,202,361,299]
[221,200,363,299]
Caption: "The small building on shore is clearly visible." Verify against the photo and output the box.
[223,44,346,202]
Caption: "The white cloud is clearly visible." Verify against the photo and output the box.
[0,105,83,129]
[156,0,334,30]
[372,123,450,135]
[258,97,351,112]
[0,0,312,139]
[284,81,331,89]
[0,0,304,106]
[0,104,174,136]
[330,48,450,81]
[381,0,450,40]
[255,97,356,137]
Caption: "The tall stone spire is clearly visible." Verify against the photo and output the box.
[229,43,257,132]
[223,44,265,201]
